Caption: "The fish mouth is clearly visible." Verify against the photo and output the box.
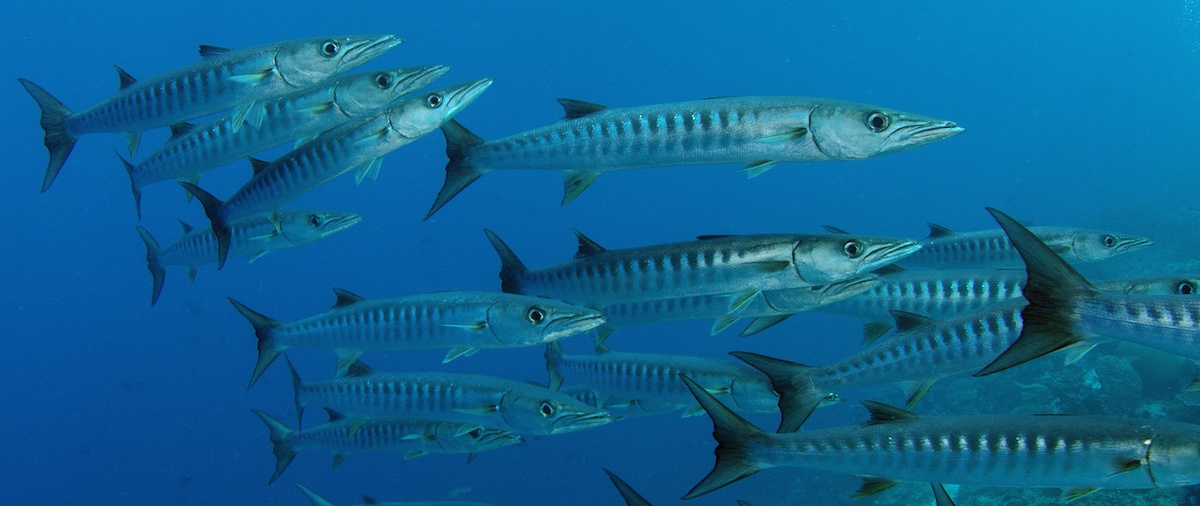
[442,78,495,116]
[881,120,964,153]
[544,313,606,341]
[317,213,363,237]
[478,430,525,448]
[549,410,614,434]
[1114,237,1153,254]
[825,274,883,299]
[342,34,403,66]
[392,64,451,97]
[858,240,921,273]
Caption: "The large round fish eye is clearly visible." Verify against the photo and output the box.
[374,73,392,89]
[1102,234,1117,248]
[526,307,546,324]
[842,240,864,259]
[865,111,891,132]
[539,401,556,418]
[308,215,322,227]
[426,93,444,108]
[321,40,340,57]
[1178,281,1197,295]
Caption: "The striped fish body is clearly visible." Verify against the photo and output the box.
[283,416,519,457]
[900,225,1151,269]
[291,362,610,436]
[558,385,683,418]
[127,65,448,202]
[547,345,778,414]
[1072,294,1200,360]
[818,269,1025,322]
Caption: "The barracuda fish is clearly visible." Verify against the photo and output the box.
[123,65,449,218]
[897,222,1151,269]
[295,484,495,506]
[184,78,493,269]
[559,384,684,418]
[485,229,918,313]
[977,208,1200,376]
[546,342,810,418]
[19,34,400,191]
[597,274,880,340]
[681,376,1200,501]
[288,358,612,436]
[423,96,962,218]
[136,210,360,306]
[231,289,604,388]
[254,409,521,484]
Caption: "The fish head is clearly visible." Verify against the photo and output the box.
[277,210,363,244]
[435,423,524,454]
[498,388,614,436]
[809,101,963,159]
[275,35,401,87]
[387,78,493,139]
[790,235,920,284]
[486,295,605,346]
[1064,228,1153,262]
[1112,275,1200,296]
[334,65,451,117]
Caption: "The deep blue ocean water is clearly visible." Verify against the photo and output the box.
[4,2,1200,505]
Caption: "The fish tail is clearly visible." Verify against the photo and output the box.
[545,342,565,390]
[482,229,526,293]
[975,208,1096,377]
[179,182,231,269]
[294,484,337,506]
[17,78,77,192]
[285,354,306,429]
[135,226,165,307]
[117,153,143,220]
[679,374,765,500]
[424,119,487,220]
[251,410,296,485]
[729,351,822,433]
[228,297,283,389]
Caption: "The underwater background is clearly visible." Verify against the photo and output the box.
[4,1,1200,505]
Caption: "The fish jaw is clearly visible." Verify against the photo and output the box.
[879,118,964,154]
[858,240,921,274]
[542,312,606,342]
[314,212,363,239]
[548,410,615,435]
[339,34,403,71]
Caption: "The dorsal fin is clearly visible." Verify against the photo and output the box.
[178,219,194,234]
[198,45,231,58]
[168,122,195,141]
[861,400,918,426]
[247,157,270,175]
[332,288,366,308]
[822,225,850,235]
[361,495,380,505]
[557,98,607,120]
[572,229,606,258]
[323,407,346,423]
[696,234,734,241]
[926,223,957,239]
[889,310,936,333]
[346,360,374,378]
[114,65,137,90]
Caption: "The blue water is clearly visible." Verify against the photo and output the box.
[4,2,1200,505]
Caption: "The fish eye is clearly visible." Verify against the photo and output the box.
[374,73,391,88]
[1102,234,1117,248]
[842,240,864,259]
[1178,281,1197,295]
[308,215,322,227]
[467,428,482,438]
[526,307,546,324]
[426,94,443,108]
[321,40,340,57]
[865,111,891,132]
[538,401,556,418]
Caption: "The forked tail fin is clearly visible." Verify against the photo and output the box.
[179,182,231,269]
[679,374,766,500]
[251,410,296,485]
[228,297,283,389]
[424,119,487,219]
[482,229,527,293]
[729,351,822,433]
[17,78,77,192]
[135,227,165,306]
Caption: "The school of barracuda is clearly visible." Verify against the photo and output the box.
[21,32,1200,506]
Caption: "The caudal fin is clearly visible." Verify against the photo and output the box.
[424,119,487,220]
[729,351,822,433]
[251,410,297,485]
[975,208,1097,377]
[229,298,283,389]
[482,229,527,293]
[680,374,765,500]
[18,78,77,192]
[118,154,143,220]
[135,226,166,306]
[285,355,306,429]
[179,182,231,269]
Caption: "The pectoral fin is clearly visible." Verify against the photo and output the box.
[727,290,762,314]
[710,316,740,335]
[228,69,275,85]
[403,450,428,460]
[740,315,792,336]
[1061,487,1100,502]
[353,157,383,184]
[755,127,808,144]
[443,347,479,363]
[452,406,499,415]
[441,322,488,331]
[1107,458,1142,477]
[737,160,779,178]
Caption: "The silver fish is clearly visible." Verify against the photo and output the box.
[682,377,1200,501]
[898,222,1150,269]
[288,358,612,436]
[232,289,604,388]
[183,78,493,268]
[135,210,360,306]
[19,35,400,191]
[485,229,917,313]
[122,65,449,218]
[295,484,495,506]
[254,409,520,484]
[424,96,962,217]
